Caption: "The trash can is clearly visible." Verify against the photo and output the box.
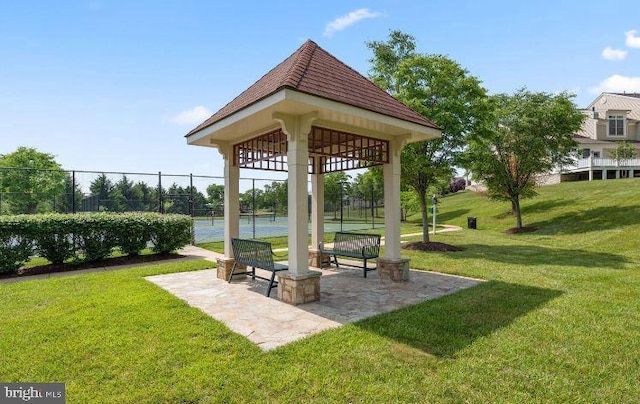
[467,217,477,229]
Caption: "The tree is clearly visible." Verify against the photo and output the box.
[0,147,67,214]
[112,175,144,212]
[132,181,157,212]
[262,181,287,214]
[324,172,351,219]
[206,184,225,210]
[56,172,83,213]
[352,168,384,216]
[367,30,491,242]
[89,173,115,211]
[611,141,636,168]
[462,89,585,231]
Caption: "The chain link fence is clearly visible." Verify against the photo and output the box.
[0,167,384,243]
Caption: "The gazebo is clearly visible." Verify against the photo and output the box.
[185,40,441,305]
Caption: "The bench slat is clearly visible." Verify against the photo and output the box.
[320,232,381,278]
[230,238,288,297]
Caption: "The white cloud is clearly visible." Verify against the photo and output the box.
[589,74,640,94]
[170,105,212,125]
[602,46,627,60]
[625,29,640,48]
[323,8,381,37]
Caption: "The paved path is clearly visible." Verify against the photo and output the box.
[151,225,478,351]
[146,265,481,351]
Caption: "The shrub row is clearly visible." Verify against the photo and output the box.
[0,212,193,273]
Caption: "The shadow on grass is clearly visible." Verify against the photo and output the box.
[530,204,640,235]
[356,281,562,357]
[520,199,573,215]
[437,208,471,222]
[449,243,629,269]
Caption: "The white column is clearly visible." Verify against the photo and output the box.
[603,169,607,180]
[311,157,324,250]
[274,112,317,276]
[222,145,240,258]
[287,127,310,275]
[383,139,403,260]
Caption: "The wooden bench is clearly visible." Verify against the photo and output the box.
[229,238,288,297]
[319,232,381,278]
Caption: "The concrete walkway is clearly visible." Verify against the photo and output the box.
[149,230,480,351]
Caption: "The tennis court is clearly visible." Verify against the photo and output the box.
[193,215,382,243]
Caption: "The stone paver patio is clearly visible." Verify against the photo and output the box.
[146,259,481,351]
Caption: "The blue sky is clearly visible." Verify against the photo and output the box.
[2,0,640,178]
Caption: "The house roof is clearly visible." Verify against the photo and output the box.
[588,92,640,121]
[612,92,640,99]
[573,134,615,145]
[186,40,438,137]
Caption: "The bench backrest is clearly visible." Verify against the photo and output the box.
[332,232,381,256]
[231,238,275,271]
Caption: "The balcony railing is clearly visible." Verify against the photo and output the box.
[564,157,640,171]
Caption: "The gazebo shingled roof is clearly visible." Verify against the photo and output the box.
[186,40,438,137]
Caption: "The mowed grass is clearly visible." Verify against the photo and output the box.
[2,179,640,402]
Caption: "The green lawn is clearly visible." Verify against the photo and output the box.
[2,179,640,402]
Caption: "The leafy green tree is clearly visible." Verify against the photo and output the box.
[166,183,189,214]
[206,184,225,212]
[111,175,144,212]
[132,181,157,212]
[324,172,351,219]
[262,181,287,214]
[55,172,83,213]
[352,167,383,217]
[89,173,115,211]
[0,147,67,214]
[462,89,585,231]
[611,141,637,167]
[367,30,490,242]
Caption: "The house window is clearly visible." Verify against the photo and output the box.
[608,115,625,136]
[581,148,590,158]
[593,151,600,158]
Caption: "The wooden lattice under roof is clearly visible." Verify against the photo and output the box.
[233,126,389,174]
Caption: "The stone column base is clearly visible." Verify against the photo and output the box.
[216,258,246,281]
[308,249,331,268]
[277,270,322,305]
[378,258,410,282]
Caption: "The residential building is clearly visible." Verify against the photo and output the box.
[562,92,640,181]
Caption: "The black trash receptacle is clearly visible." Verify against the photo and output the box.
[467,217,477,229]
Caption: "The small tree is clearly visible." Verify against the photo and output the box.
[0,147,67,214]
[324,172,351,220]
[462,89,585,231]
[367,30,491,242]
[611,141,636,167]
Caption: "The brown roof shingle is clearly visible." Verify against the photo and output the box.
[186,40,438,137]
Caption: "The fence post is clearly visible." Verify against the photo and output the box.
[72,170,76,214]
[371,184,375,229]
[340,181,344,232]
[189,174,194,217]
[158,171,163,213]
[190,173,195,244]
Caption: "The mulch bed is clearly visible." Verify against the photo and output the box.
[1,253,185,280]
[402,241,465,252]
[503,226,540,234]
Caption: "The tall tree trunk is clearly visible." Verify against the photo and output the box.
[514,197,523,230]
[418,190,430,243]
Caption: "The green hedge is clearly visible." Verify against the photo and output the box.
[0,213,193,274]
